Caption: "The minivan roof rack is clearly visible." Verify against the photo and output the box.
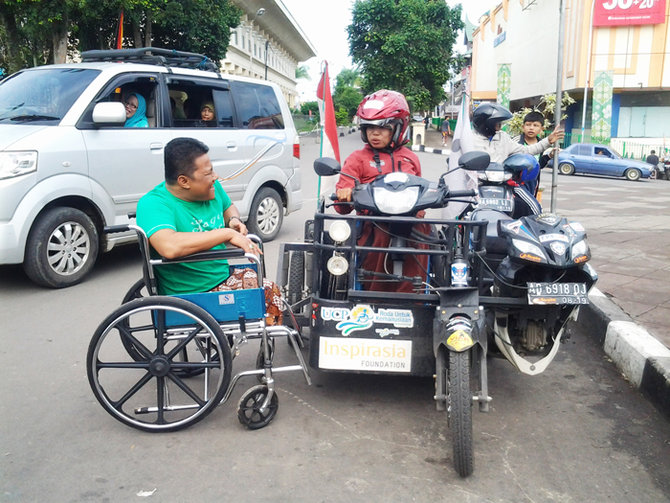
[81,47,218,72]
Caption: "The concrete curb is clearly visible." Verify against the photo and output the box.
[411,144,452,156]
[578,288,670,418]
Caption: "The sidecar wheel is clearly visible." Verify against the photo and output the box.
[448,350,474,477]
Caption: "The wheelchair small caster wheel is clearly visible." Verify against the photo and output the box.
[237,385,278,430]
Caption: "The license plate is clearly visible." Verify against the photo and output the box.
[527,282,589,305]
[480,198,513,212]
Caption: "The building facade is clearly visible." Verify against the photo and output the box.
[470,0,670,153]
[221,0,316,109]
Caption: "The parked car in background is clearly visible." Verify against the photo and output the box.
[548,143,652,181]
[0,48,302,288]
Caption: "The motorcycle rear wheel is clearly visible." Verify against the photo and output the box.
[448,349,474,477]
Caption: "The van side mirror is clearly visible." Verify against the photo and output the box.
[92,102,126,126]
[313,157,341,176]
[459,151,491,171]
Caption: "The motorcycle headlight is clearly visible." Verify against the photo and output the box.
[512,238,547,262]
[327,255,348,276]
[328,220,351,243]
[0,151,38,180]
[373,186,419,214]
[571,239,590,262]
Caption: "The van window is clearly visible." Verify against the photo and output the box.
[230,81,284,129]
[0,68,100,124]
[168,81,234,128]
[79,74,159,128]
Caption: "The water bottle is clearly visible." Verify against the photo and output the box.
[451,255,469,287]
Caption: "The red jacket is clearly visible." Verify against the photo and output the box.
[335,144,421,214]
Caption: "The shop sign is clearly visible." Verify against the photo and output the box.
[594,0,666,26]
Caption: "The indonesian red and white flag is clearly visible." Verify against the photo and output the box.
[316,61,340,197]
[116,11,124,49]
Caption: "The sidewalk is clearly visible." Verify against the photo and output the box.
[413,126,670,418]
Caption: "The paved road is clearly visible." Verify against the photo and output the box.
[1,133,669,501]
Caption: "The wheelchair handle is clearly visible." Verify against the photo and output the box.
[104,224,132,234]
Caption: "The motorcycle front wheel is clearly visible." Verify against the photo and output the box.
[448,349,474,477]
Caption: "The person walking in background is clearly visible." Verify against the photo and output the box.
[441,117,452,146]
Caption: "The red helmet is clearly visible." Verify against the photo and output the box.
[357,89,410,150]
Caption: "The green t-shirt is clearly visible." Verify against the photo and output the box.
[136,180,233,294]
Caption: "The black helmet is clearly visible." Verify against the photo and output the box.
[472,102,512,137]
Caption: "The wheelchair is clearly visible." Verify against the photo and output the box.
[86,224,311,433]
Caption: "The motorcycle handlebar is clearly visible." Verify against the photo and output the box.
[447,189,476,198]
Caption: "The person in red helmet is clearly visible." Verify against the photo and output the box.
[336,89,420,204]
[334,89,429,292]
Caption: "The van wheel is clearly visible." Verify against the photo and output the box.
[247,187,283,242]
[24,207,99,288]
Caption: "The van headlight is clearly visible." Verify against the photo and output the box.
[0,151,38,180]
[328,220,351,243]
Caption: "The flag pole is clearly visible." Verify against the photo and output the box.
[316,61,327,200]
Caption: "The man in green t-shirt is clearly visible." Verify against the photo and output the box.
[137,137,259,294]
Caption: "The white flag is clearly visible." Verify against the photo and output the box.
[442,90,478,219]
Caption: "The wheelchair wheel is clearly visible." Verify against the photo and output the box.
[87,296,232,432]
[237,385,278,430]
[122,278,149,304]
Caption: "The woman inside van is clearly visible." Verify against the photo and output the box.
[123,92,148,128]
[200,102,216,127]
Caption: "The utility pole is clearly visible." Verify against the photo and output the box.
[248,8,265,77]
[550,0,566,213]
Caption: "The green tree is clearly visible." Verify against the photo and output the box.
[332,68,362,122]
[334,85,362,123]
[348,0,463,111]
[335,106,349,126]
[295,64,310,80]
[0,0,241,73]
[300,100,319,120]
[334,68,360,90]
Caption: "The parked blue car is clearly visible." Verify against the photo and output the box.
[549,143,652,181]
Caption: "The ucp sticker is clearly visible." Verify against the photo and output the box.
[320,304,414,336]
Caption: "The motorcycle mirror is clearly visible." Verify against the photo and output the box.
[459,151,491,171]
[313,157,341,176]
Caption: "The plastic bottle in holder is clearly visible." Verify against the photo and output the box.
[451,255,469,287]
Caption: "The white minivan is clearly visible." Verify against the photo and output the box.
[0,48,302,287]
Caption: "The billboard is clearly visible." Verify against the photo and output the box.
[593,0,666,26]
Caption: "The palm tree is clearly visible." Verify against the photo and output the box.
[295,64,310,80]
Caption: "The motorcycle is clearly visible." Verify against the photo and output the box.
[278,153,492,478]
[463,153,598,375]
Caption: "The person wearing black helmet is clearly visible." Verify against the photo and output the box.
[471,102,564,163]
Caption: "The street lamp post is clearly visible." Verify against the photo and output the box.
[248,8,265,77]
[264,40,270,80]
